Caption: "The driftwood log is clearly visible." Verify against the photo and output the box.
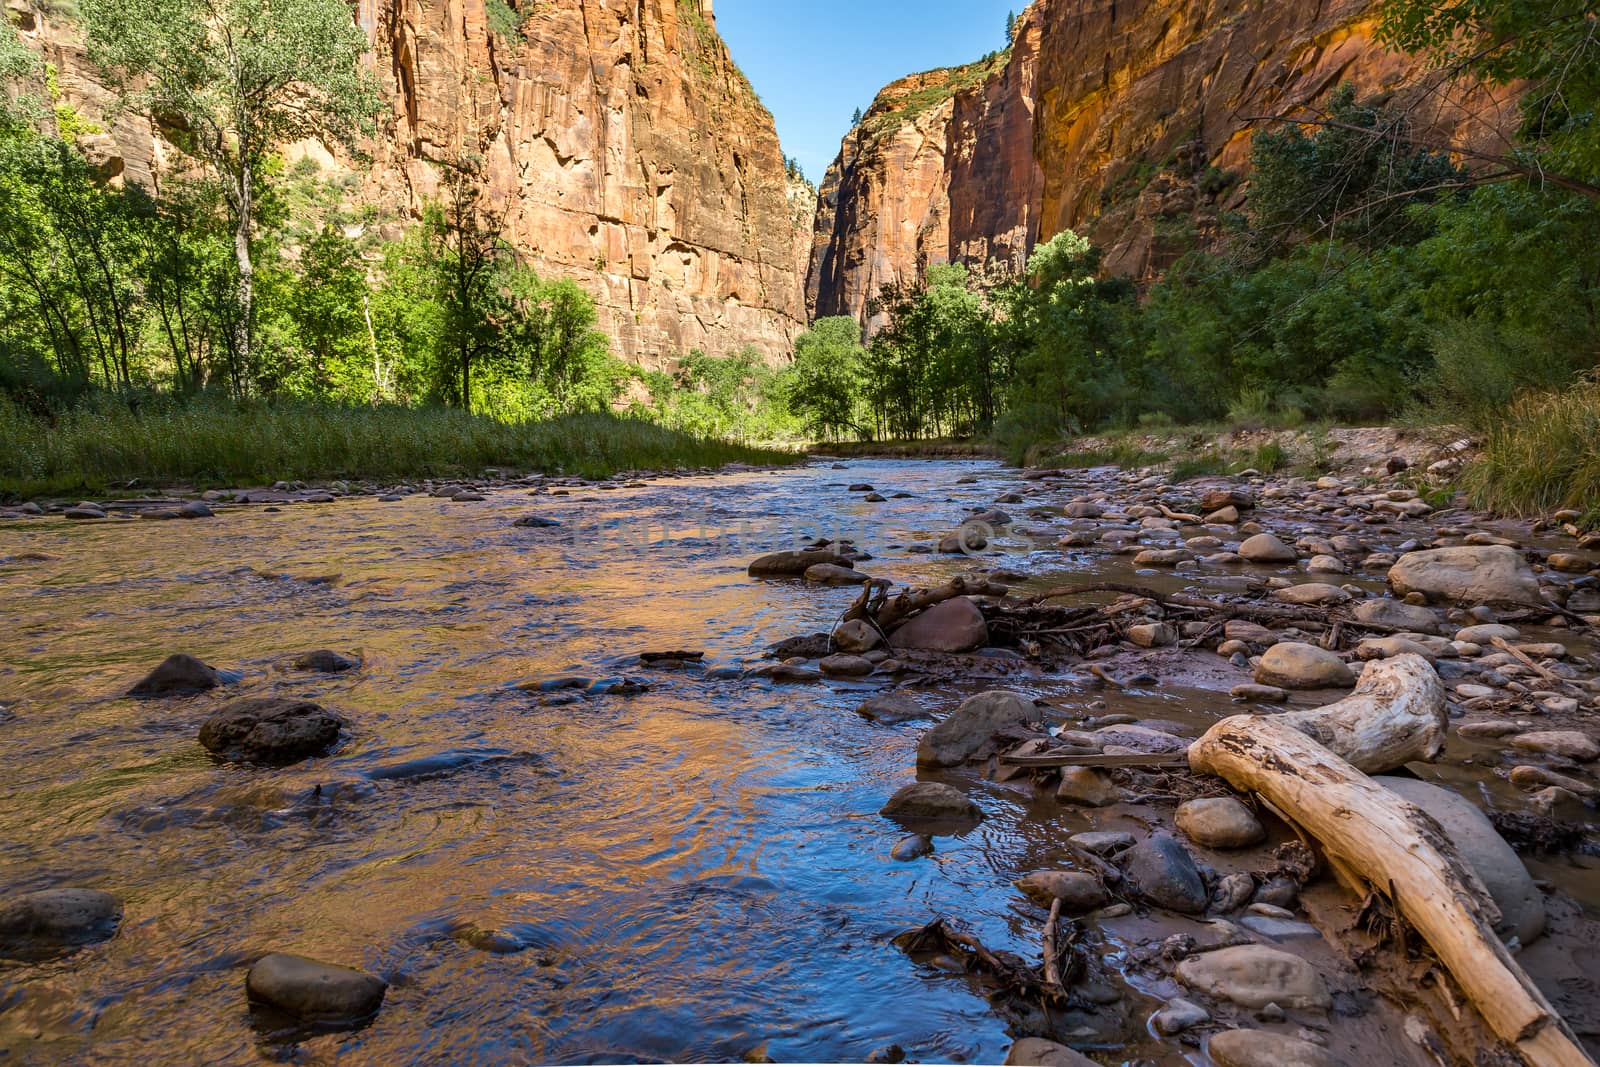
[1188,654,1593,1067]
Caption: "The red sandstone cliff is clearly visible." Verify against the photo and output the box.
[13,0,808,367]
[808,0,1517,326]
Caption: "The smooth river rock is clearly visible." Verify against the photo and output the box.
[1175,944,1332,1010]
[1176,797,1265,849]
[879,782,982,823]
[1374,776,1544,944]
[0,888,122,958]
[855,693,926,724]
[1003,1038,1100,1067]
[833,619,882,654]
[1351,598,1443,634]
[1015,871,1109,912]
[748,549,850,579]
[1208,1029,1344,1067]
[246,952,387,1024]
[128,653,220,697]
[890,597,989,653]
[293,649,358,672]
[1254,643,1355,690]
[1388,545,1541,605]
[1119,833,1207,914]
[1508,731,1599,762]
[199,698,345,765]
[916,690,1033,768]
[1238,533,1297,563]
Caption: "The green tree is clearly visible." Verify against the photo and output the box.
[851,106,863,126]
[508,271,617,414]
[1005,10,1017,43]
[81,0,382,392]
[286,225,371,400]
[1249,85,1467,253]
[1,14,38,127]
[786,316,865,440]
[1379,0,1600,189]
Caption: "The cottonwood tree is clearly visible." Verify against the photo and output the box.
[80,0,381,391]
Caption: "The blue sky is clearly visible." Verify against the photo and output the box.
[716,0,1019,185]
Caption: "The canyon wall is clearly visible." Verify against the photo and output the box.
[808,0,1517,326]
[13,0,808,367]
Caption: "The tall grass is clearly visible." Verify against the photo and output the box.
[1463,375,1600,520]
[0,396,798,495]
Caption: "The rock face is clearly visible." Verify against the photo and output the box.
[807,0,1515,325]
[21,0,806,366]
[1389,546,1542,605]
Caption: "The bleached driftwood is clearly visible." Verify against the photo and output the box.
[1188,655,1592,1067]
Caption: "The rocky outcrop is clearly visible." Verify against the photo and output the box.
[16,0,807,366]
[808,4,1044,327]
[808,0,1518,324]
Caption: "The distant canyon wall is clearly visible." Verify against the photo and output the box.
[807,0,1518,329]
[14,0,809,368]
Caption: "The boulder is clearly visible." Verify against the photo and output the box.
[1176,797,1265,849]
[246,953,387,1025]
[198,698,345,765]
[1388,546,1541,605]
[1119,833,1208,913]
[833,620,882,654]
[1175,944,1332,1010]
[1238,533,1297,563]
[128,653,220,697]
[1208,1030,1343,1067]
[0,888,122,958]
[1351,598,1442,634]
[878,782,982,822]
[1003,1038,1100,1067]
[1254,643,1355,690]
[917,690,1034,767]
[748,549,850,578]
[1375,776,1544,944]
[1015,871,1109,912]
[891,597,989,653]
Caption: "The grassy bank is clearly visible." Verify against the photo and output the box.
[0,398,799,496]
[1463,375,1600,521]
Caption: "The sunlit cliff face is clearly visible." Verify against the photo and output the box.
[808,0,1520,326]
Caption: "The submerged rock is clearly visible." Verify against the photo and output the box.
[805,562,869,585]
[891,834,933,861]
[1388,545,1541,605]
[293,650,358,672]
[199,698,345,765]
[1175,944,1331,1010]
[128,653,220,697]
[878,782,982,822]
[748,549,850,578]
[246,952,387,1025]
[855,693,926,724]
[916,690,1034,767]
[0,888,122,958]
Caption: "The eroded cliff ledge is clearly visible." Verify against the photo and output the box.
[808,0,1517,328]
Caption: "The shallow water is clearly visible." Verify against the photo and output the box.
[2,458,1596,1066]
[0,459,1111,1064]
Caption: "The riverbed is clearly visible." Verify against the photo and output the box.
[1,458,1596,1065]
